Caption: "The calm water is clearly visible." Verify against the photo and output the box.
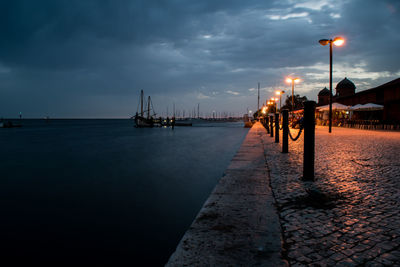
[0,119,248,266]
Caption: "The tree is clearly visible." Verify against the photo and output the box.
[281,94,308,111]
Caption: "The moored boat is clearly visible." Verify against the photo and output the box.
[134,90,155,128]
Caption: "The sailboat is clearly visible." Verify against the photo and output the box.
[134,90,155,128]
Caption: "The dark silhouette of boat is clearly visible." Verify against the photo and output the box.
[134,90,156,128]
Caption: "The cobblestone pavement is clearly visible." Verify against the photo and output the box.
[261,126,400,266]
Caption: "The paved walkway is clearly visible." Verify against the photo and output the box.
[167,124,400,266]
[166,122,286,266]
[263,126,400,266]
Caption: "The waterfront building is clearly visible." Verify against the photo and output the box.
[317,77,400,123]
[317,87,330,106]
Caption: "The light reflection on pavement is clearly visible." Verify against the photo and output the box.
[262,126,400,266]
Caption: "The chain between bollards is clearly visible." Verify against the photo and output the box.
[302,101,316,181]
[275,113,279,143]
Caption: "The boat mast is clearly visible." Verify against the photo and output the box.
[140,90,144,117]
[147,96,151,119]
[257,82,260,118]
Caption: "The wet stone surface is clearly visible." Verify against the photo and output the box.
[262,126,400,266]
[166,123,285,266]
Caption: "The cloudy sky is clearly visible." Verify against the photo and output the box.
[1,0,399,118]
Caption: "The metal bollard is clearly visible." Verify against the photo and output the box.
[275,113,279,143]
[302,101,316,181]
[270,115,274,137]
[265,116,270,133]
[282,109,288,153]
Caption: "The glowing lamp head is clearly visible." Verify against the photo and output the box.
[286,77,300,84]
[333,37,344,46]
[275,98,279,101]
[276,91,281,95]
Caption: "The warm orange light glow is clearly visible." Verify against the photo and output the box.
[286,77,300,84]
[262,106,267,114]
[274,98,279,101]
[333,37,345,46]
[276,91,281,95]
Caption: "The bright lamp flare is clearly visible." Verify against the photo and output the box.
[286,77,300,83]
[333,37,345,46]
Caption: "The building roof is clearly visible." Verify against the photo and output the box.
[336,77,356,90]
[334,77,400,105]
[370,77,400,90]
[342,77,400,98]
[318,87,330,96]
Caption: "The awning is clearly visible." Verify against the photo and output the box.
[316,103,350,111]
[350,103,384,111]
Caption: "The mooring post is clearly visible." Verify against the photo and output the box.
[303,101,316,181]
[275,113,279,143]
[282,109,288,153]
[265,116,270,133]
[270,115,274,137]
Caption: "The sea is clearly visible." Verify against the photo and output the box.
[0,119,248,266]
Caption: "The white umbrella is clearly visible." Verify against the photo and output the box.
[349,104,363,110]
[351,103,383,111]
[317,102,350,111]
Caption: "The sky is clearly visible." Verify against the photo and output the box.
[0,0,399,118]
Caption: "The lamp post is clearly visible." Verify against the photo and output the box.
[274,98,279,111]
[286,77,300,111]
[319,36,345,133]
[270,98,276,113]
[267,101,272,113]
[276,90,285,111]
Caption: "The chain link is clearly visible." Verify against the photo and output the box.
[288,124,304,141]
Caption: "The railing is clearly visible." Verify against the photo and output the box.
[344,120,400,130]
[265,101,316,181]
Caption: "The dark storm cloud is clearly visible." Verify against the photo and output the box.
[0,0,399,117]
[335,0,400,73]
[0,0,270,69]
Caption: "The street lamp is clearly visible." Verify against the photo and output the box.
[267,100,274,113]
[274,98,279,111]
[319,36,345,133]
[270,98,275,111]
[276,90,285,111]
[286,77,300,111]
